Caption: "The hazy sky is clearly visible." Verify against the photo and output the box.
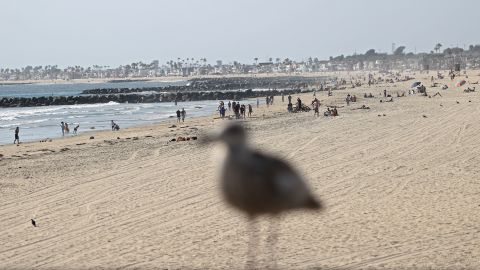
[1,0,479,68]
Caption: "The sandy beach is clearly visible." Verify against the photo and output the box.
[1,71,479,269]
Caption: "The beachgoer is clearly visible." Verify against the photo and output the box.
[111,120,116,131]
[228,101,232,111]
[288,95,292,104]
[181,108,186,122]
[14,127,20,145]
[287,102,293,113]
[220,105,226,118]
[297,97,302,111]
[281,93,284,102]
[73,125,79,134]
[346,94,351,106]
[256,98,259,108]
[64,122,70,134]
[266,96,270,107]
[240,104,246,119]
[61,121,65,136]
[248,104,253,117]
[312,99,320,117]
[176,109,181,123]
[384,89,387,97]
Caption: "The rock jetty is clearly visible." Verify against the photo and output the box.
[0,76,326,108]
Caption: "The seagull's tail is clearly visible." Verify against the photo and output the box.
[305,196,323,211]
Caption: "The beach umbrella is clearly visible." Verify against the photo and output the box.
[456,80,466,87]
[411,82,422,88]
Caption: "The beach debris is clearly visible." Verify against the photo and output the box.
[411,81,422,88]
[60,148,70,152]
[169,125,177,128]
[132,137,139,140]
[205,123,321,269]
[422,115,428,118]
[117,137,120,139]
[456,80,467,87]
[31,219,36,227]
[171,136,198,142]
[89,136,94,139]
[90,127,95,129]
[456,101,460,104]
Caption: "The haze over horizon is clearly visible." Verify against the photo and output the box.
[1,0,479,68]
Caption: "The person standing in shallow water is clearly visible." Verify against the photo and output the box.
[14,127,20,145]
[181,108,186,122]
[176,109,181,123]
[60,121,65,136]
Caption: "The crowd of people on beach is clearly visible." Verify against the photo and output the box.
[217,100,253,119]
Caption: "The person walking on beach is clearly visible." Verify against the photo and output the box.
[14,126,20,145]
[266,96,270,107]
[228,101,232,111]
[61,121,65,136]
[384,89,387,97]
[256,98,259,108]
[176,109,181,123]
[312,99,320,117]
[288,94,292,104]
[248,104,253,117]
[220,105,226,119]
[281,93,284,102]
[181,108,186,122]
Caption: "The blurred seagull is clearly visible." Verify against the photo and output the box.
[204,123,322,269]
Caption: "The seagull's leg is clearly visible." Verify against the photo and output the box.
[267,215,280,270]
[245,216,258,270]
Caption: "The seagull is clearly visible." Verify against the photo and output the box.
[205,123,322,269]
[31,219,37,227]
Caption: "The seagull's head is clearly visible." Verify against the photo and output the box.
[202,123,247,147]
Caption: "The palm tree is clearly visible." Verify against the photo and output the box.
[434,43,442,53]
[254,58,258,65]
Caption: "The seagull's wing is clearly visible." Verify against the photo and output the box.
[249,150,315,209]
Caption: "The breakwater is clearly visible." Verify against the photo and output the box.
[0,76,326,107]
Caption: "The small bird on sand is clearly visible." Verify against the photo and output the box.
[31,219,37,227]
[205,124,322,269]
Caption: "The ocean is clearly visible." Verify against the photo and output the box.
[0,81,262,145]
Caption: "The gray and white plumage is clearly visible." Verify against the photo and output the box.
[207,123,322,269]
[212,124,322,216]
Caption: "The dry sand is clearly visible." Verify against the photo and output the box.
[1,71,480,269]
